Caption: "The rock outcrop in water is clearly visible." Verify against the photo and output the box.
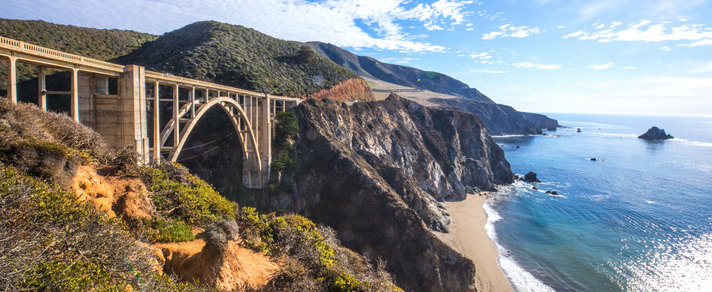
[237,94,514,292]
[638,126,674,140]
[524,172,541,182]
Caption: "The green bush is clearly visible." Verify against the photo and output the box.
[0,162,214,290]
[22,260,121,291]
[128,217,196,243]
[138,162,237,225]
[275,111,300,147]
[236,207,404,292]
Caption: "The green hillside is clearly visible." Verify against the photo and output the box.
[116,21,356,97]
[0,19,157,61]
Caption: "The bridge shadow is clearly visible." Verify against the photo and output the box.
[176,106,245,201]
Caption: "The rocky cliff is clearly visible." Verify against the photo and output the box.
[430,97,544,135]
[521,112,560,131]
[237,95,514,292]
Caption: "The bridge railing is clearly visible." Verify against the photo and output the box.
[0,35,125,73]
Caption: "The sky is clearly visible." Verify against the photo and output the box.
[2,0,712,116]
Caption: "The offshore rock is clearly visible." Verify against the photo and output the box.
[524,172,541,182]
[638,126,674,140]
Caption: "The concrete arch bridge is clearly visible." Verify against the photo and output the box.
[0,36,300,188]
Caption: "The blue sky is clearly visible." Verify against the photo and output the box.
[3,0,711,115]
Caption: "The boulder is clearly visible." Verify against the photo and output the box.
[638,126,674,140]
[524,172,540,182]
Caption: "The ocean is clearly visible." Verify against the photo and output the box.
[489,113,712,292]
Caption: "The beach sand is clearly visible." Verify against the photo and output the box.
[434,193,514,292]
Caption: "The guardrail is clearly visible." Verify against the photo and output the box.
[0,35,125,72]
[145,71,298,101]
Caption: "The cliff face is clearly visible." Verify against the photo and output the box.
[237,95,513,292]
[431,98,543,135]
[521,112,560,131]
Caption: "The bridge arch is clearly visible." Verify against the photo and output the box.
[167,97,262,187]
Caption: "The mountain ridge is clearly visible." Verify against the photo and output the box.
[115,21,356,97]
[304,41,560,134]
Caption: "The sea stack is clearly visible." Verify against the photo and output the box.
[524,172,541,182]
[638,126,674,140]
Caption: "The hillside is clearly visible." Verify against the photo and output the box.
[116,21,357,97]
[306,41,495,103]
[306,41,561,134]
[0,99,403,291]
[0,19,157,61]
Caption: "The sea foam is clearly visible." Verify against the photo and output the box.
[484,193,555,292]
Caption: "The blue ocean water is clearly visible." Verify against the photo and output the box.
[489,113,712,292]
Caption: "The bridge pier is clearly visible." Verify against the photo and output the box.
[260,94,271,186]
[38,66,46,109]
[3,54,17,103]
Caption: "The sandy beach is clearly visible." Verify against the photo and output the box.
[434,193,514,292]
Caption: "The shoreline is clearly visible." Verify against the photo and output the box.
[434,193,514,292]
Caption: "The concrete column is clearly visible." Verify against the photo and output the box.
[7,55,17,103]
[70,68,79,121]
[259,94,271,186]
[38,66,47,110]
[190,87,196,118]
[77,73,94,129]
[173,84,179,147]
[153,81,160,164]
[116,65,148,164]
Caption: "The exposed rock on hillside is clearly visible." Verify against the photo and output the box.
[430,97,543,135]
[156,222,279,291]
[638,126,674,140]
[309,77,376,102]
[238,95,514,291]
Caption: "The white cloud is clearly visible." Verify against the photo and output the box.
[595,24,606,29]
[660,46,671,51]
[470,68,510,73]
[586,63,614,70]
[562,19,712,45]
[483,23,541,40]
[621,66,636,69]
[558,26,565,29]
[380,57,420,64]
[2,0,479,53]
[513,62,562,69]
[469,52,492,59]
[678,39,712,47]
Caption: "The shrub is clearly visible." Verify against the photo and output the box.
[236,207,404,292]
[274,111,299,147]
[137,162,237,225]
[0,162,214,290]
